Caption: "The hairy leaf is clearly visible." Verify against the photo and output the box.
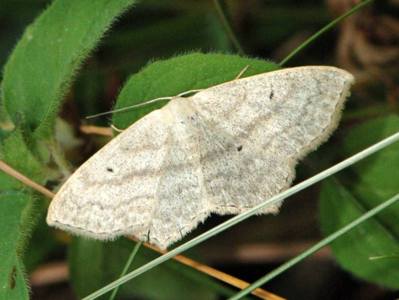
[2,0,136,138]
[0,129,45,189]
[113,52,279,128]
[0,192,34,300]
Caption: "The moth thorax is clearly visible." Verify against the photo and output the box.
[164,96,195,121]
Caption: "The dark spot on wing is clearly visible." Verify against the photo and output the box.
[106,167,114,173]
[269,90,274,100]
[190,113,199,121]
[237,145,243,152]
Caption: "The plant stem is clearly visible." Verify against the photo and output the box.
[0,160,54,199]
[213,0,245,55]
[108,241,143,300]
[279,0,374,67]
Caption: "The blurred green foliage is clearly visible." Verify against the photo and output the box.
[0,0,398,299]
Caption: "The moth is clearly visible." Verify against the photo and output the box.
[47,66,354,249]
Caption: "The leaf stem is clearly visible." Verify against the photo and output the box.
[212,0,245,55]
[279,0,374,66]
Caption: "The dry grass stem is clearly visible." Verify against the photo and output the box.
[30,262,69,286]
[0,160,55,199]
[80,125,113,136]
[128,236,284,300]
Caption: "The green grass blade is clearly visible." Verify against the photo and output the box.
[229,191,399,299]
[212,0,244,55]
[82,132,399,300]
[108,241,142,300]
[279,0,374,66]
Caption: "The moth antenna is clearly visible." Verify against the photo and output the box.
[110,124,123,133]
[85,89,206,120]
[235,65,250,80]
[85,96,174,119]
[176,89,203,97]
[369,254,399,260]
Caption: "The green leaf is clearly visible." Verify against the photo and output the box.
[113,52,279,128]
[69,238,230,300]
[320,180,399,289]
[0,129,45,189]
[319,115,399,289]
[23,199,59,273]
[2,0,137,138]
[342,116,399,243]
[0,130,50,295]
[0,192,34,300]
